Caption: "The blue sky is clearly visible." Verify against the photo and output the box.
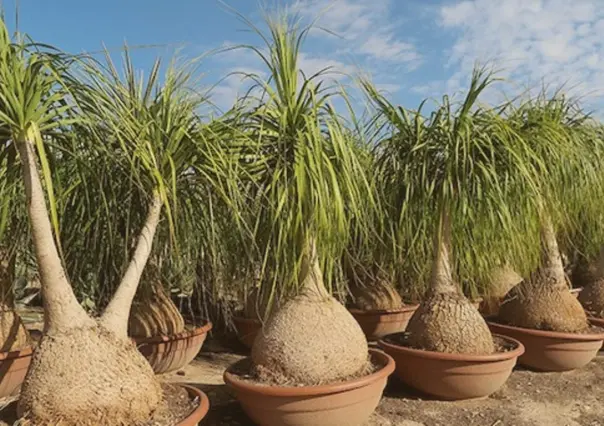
[5,0,604,114]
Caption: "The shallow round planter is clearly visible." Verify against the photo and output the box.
[487,320,604,371]
[379,333,523,400]
[177,385,210,426]
[133,322,212,374]
[233,316,262,349]
[349,304,419,341]
[224,348,394,426]
[588,316,604,328]
[0,346,33,398]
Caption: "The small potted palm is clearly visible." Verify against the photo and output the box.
[491,95,604,371]
[365,69,529,400]
[222,12,394,426]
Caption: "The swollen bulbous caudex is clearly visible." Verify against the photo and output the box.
[251,278,370,386]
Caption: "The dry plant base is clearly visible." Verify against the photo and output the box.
[129,283,186,338]
[252,291,369,387]
[406,292,495,355]
[18,325,162,425]
[350,281,403,311]
[499,285,588,333]
[578,278,604,318]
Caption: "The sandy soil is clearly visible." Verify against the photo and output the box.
[163,337,604,426]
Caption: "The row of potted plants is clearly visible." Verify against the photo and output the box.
[2,5,604,425]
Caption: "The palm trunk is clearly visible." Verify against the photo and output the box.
[100,193,162,338]
[298,237,329,299]
[16,138,92,333]
[430,210,458,295]
[539,214,567,290]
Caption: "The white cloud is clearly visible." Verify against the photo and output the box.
[439,0,604,107]
[294,0,422,69]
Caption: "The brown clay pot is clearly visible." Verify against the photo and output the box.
[0,346,33,398]
[133,322,212,374]
[588,317,604,328]
[224,348,395,426]
[233,316,262,349]
[176,385,210,426]
[379,334,523,400]
[487,320,604,371]
[349,304,419,341]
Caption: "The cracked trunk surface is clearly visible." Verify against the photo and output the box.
[406,210,495,354]
[577,247,604,318]
[251,237,370,385]
[499,215,588,332]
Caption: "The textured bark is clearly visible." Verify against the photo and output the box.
[101,193,162,338]
[406,210,495,354]
[350,280,403,311]
[498,215,588,332]
[16,139,93,332]
[18,325,161,425]
[407,292,495,354]
[481,266,524,316]
[578,247,604,318]
[128,280,185,338]
[251,237,370,385]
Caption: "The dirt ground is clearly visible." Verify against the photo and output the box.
[163,337,604,426]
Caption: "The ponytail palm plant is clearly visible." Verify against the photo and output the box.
[230,13,374,386]
[364,68,544,354]
[0,17,232,421]
[498,94,604,332]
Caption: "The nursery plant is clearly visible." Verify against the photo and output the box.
[228,11,376,386]
[497,94,604,333]
[0,19,230,423]
[364,68,543,355]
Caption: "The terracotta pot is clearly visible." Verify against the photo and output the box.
[233,316,262,349]
[176,385,210,426]
[379,334,523,400]
[349,304,419,341]
[0,346,33,398]
[487,320,604,371]
[133,322,212,374]
[224,348,395,426]
[588,316,604,328]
